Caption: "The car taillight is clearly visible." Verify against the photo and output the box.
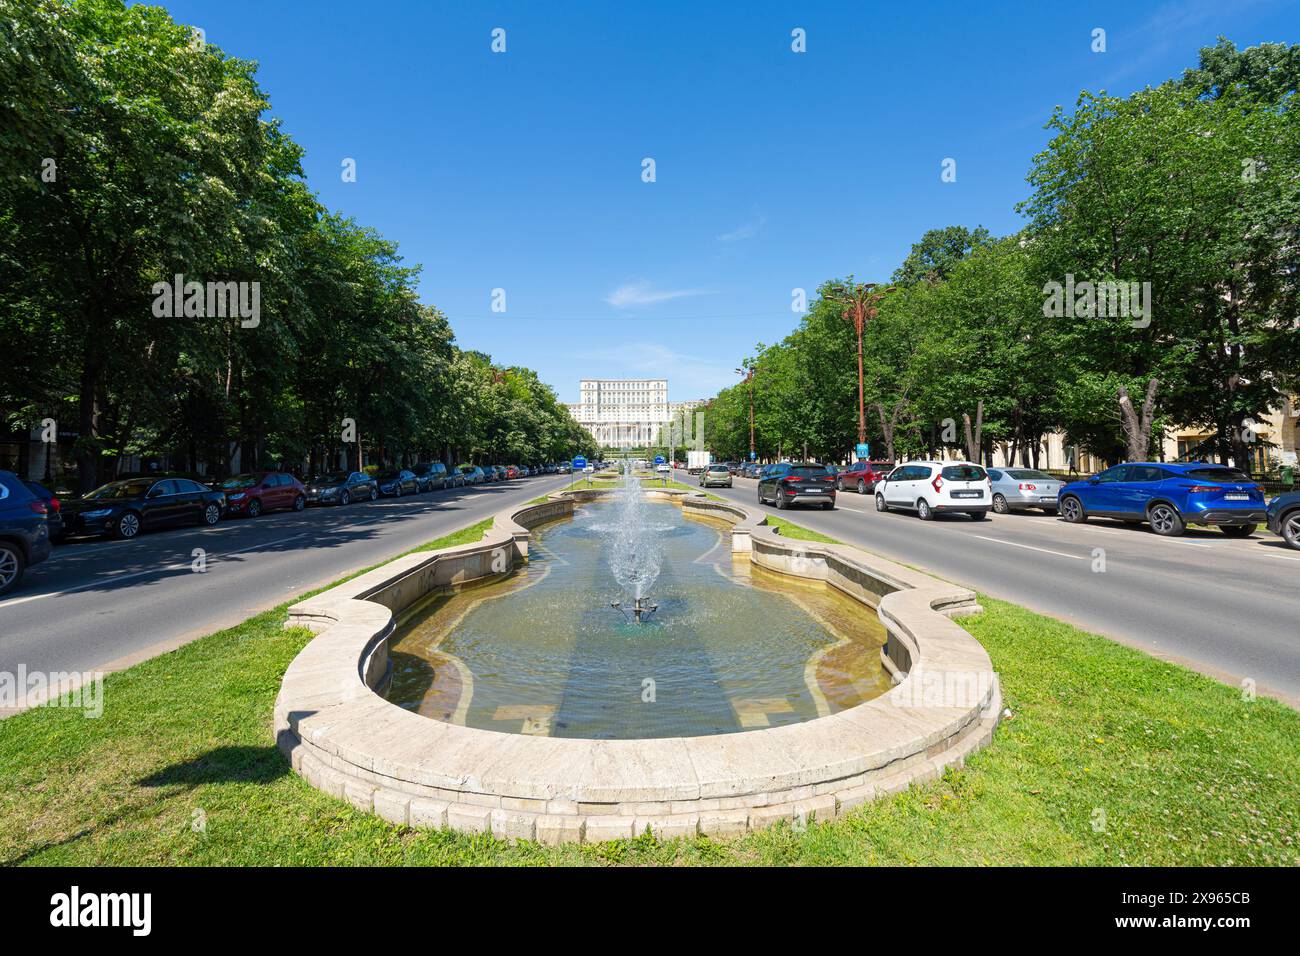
[783,475,800,483]
[1186,485,1218,493]
[48,497,61,512]
[823,476,836,482]
[1018,483,1037,491]
[29,501,47,514]
[931,476,943,493]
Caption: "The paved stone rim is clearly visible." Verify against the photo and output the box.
[274,489,1000,843]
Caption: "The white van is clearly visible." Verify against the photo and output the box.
[875,460,990,520]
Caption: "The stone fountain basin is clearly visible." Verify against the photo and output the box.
[274,489,1000,843]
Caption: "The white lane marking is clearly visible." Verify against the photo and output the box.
[967,534,1085,560]
[835,505,871,514]
[0,533,313,609]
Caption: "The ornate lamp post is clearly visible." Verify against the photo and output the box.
[827,281,895,453]
[735,361,760,461]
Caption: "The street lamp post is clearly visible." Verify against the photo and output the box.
[830,281,895,453]
[736,363,759,461]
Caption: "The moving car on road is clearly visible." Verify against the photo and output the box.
[22,479,63,541]
[757,462,837,510]
[1266,491,1300,551]
[699,464,733,488]
[375,469,419,497]
[875,461,990,520]
[836,460,893,494]
[987,468,1063,515]
[0,470,52,596]
[61,476,225,539]
[1058,462,1266,537]
[218,471,306,517]
[305,471,377,505]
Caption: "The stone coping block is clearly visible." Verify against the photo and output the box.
[275,487,999,842]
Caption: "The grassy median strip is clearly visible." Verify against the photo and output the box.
[1,520,1295,866]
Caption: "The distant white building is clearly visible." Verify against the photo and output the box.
[568,379,698,449]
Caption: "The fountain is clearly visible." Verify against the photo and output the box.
[604,459,663,625]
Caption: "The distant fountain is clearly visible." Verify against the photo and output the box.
[604,460,663,624]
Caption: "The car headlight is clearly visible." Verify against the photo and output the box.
[83,508,113,518]
[229,492,246,500]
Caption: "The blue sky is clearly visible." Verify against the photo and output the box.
[154,0,1299,402]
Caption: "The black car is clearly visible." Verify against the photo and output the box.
[1266,491,1300,550]
[410,462,449,492]
[0,470,53,596]
[375,469,418,497]
[61,476,225,539]
[305,471,377,505]
[22,480,64,541]
[757,462,838,510]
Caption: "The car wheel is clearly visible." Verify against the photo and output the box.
[0,542,25,597]
[247,498,262,518]
[1220,525,1255,538]
[370,487,377,501]
[203,503,221,526]
[114,511,141,539]
[1283,511,1300,550]
[916,498,933,521]
[992,493,1009,514]
[875,493,888,512]
[293,495,305,511]
[968,511,986,521]
[340,490,351,506]
[395,484,402,498]
[757,487,764,504]
[857,479,866,494]
[1148,503,1185,537]
[1060,496,1086,523]
[776,490,788,510]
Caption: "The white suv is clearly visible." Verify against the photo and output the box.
[875,460,990,520]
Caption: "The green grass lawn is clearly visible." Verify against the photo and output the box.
[1,520,1296,866]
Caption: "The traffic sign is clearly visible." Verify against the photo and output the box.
[653,455,665,465]
[855,442,870,460]
[572,456,587,470]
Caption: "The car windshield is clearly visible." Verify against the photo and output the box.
[377,470,401,479]
[313,472,348,484]
[707,465,728,473]
[220,474,260,489]
[791,465,831,477]
[1184,467,1252,483]
[1005,469,1053,480]
[86,480,153,500]
[941,465,987,481]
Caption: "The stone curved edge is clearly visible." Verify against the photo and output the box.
[274,487,1000,844]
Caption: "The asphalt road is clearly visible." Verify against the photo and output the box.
[0,473,573,683]
[677,469,1300,704]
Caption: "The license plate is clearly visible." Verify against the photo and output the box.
[952,491,981,499]
[1224,493,1249,501]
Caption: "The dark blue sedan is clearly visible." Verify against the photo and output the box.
[0,470,53,596]
[1058,462,1266,537]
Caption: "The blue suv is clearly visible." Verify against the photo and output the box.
[1059,462,1266,537]
[0,470,53,596]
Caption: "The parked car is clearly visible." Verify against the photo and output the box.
[987,468,1064,514]
[493,465,509,480]
[218,471,306,517]
[375,469,419,497]
[836,460,894,494]
[699,464,733,488]
[875,461,989,520]
[61,476,225,539]
[0,471,52,596]
[410,462,449,492]
[757,462,837,510]
[480,465,499,483]
[505,465,520,479]
[1266,491,1300,550]
[22,479,63,541]
[459,465,486,485]
[1058,462,1266,537]
[305,471,377,505]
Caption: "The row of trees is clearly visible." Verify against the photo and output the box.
[694,39,1300,471]
[0,0,595,491]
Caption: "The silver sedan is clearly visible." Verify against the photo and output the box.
[987,468,1063,514]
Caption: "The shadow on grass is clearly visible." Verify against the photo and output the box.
[138,744,290,788]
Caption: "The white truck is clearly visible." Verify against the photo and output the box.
[686,450,712,475]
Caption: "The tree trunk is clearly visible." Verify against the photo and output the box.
[1117,379,1159,460]
[962,400,984,464]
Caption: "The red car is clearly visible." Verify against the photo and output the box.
[505,465,520,479]
[217,471,306,517]
[836,460,894,494]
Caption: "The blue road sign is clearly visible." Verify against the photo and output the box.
[855,442,870,460]
[749,451,756,460]
[572,456,587,470]
[653,455,665,465]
